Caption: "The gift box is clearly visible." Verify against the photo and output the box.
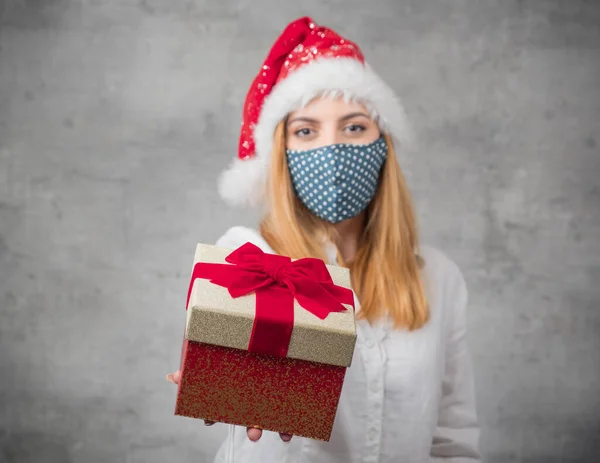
[174,242,357,441]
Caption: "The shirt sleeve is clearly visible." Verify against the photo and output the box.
[430,265,482,461]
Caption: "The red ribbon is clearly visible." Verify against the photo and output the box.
[185,242,355,358]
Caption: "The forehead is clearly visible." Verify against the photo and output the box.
[288,96,371,121]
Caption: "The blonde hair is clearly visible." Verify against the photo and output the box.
[259,121,429,330]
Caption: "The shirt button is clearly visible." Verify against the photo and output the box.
[365,339,374,348]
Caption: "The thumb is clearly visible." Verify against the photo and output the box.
[166,370,182,384]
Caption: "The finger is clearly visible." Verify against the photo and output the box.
[172,370,182,383]
[166,371,182,384]
[246,427,262,441]
[279,433,293,442]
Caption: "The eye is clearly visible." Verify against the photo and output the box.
[345,124,366,133]
[294,128,314,137]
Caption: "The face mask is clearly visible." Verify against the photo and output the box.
[286,137,388,224]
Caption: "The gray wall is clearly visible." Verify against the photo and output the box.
[1,0,599,462]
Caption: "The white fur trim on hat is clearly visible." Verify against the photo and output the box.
[218,57,413,207]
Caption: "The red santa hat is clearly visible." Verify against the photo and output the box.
[218,17,412,207]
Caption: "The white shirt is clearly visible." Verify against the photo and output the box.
[211,226,481,463]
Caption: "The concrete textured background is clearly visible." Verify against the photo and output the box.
[1,0,599,462]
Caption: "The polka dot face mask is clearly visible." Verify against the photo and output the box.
[286,137,388,223]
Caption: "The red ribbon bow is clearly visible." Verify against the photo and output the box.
[186,242,355,358]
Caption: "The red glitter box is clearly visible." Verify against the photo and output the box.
[174,242,357,441]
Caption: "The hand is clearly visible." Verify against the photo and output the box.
[166,370,293,443]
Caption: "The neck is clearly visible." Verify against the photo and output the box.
[332,212,366,264]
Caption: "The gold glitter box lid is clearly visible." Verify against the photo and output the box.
[185,243,357,368]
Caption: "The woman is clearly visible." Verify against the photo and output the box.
[167,17,481,462]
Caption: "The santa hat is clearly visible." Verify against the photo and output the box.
[218,17,412,207]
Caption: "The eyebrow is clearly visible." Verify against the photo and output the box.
[287,112,371,125]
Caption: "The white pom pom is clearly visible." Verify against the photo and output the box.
[217,156,267,207]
